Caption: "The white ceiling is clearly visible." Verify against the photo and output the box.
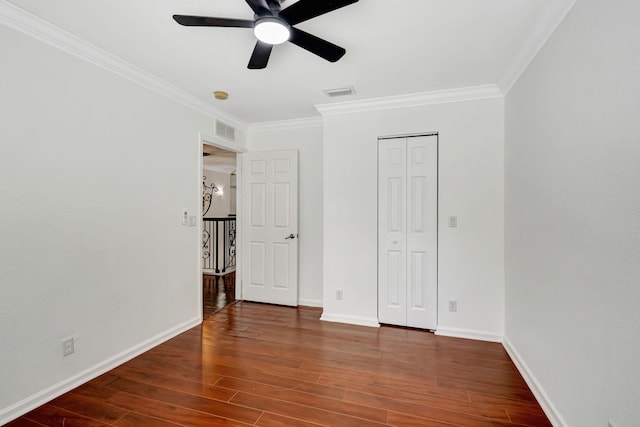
[203,144,237,173]
[4,0,573,125]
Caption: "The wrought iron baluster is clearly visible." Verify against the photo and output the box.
[202,218,236,272]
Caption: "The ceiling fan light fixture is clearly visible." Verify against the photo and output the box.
[253,17,290,45]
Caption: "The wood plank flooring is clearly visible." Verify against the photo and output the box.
[203,273,236,319]
[7,303,551,426]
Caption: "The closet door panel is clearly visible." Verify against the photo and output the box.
[406,136,438,329]
[378,139,407,326]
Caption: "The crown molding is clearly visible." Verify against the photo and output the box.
[0,0,247,131]
[248,116,323,132]
[498,0,577,94]
[315,84,503,116]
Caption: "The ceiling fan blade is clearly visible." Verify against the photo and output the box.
[289,28,346,63]
[248,41,273,69]
[279,0,358,25]
[245,0,272,15]
[173,15,254,28]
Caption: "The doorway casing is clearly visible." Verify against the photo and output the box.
[199,133,246,314]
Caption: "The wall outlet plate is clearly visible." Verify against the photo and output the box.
[62,337,74,357]
[448,300,457,312]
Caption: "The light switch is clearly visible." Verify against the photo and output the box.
[448,216,457,228]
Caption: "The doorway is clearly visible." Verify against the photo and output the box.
[201,140,240,318]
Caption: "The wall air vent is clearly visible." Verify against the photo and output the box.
[323,86,356,97]
[216,120,236,141]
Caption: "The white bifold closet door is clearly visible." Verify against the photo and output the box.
[378,135,437,329]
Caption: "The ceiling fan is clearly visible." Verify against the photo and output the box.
[173,0,359,69]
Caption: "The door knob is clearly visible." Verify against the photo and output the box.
[285,233,297,240]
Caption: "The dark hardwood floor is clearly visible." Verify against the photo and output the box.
[203,272,236,319]
[7,302,551,426]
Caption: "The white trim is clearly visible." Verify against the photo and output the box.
[498,0,577,94]
[200,133,247,154]
[503,337,568,427]
[248,117,323,132]
[298,298,323,308]
[0,316,201,425]
[320,313,380,328]
[0,0,246,131]
[315,84,503,116]
[435,327,503,343]
[235,157,243,301]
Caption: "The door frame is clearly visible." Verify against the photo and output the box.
[199,133,246,312]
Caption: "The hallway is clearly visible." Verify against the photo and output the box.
[203,272,236,319]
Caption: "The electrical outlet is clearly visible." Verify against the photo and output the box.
[62,337,74,357]
[448,216,458,228]
[448,300,457,312]
[336,289,343,300]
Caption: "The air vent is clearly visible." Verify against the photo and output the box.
[323,86,356,97]
[216,120,236,141]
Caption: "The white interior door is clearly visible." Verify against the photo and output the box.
[378,138,407,326]
[378,135,438,329]
[405,137,438,329]
[240,150,299,306]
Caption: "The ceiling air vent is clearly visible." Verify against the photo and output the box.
[216,120,236,142]
[323,86,356,97]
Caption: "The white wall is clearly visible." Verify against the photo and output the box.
[321,98,505,338]
[0,23,237,423]
[247,124,324,306]
[504,1,640,426]
[202,168,231,218]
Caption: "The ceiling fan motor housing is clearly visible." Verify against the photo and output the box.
[265,0,283,13]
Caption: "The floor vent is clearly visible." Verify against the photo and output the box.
[216,120,236,141]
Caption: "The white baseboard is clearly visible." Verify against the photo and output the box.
[502,337,568,427]
[298,298,323,308]
[320,313,380,328]
[435,327,503,343]
[0,316,202,425]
